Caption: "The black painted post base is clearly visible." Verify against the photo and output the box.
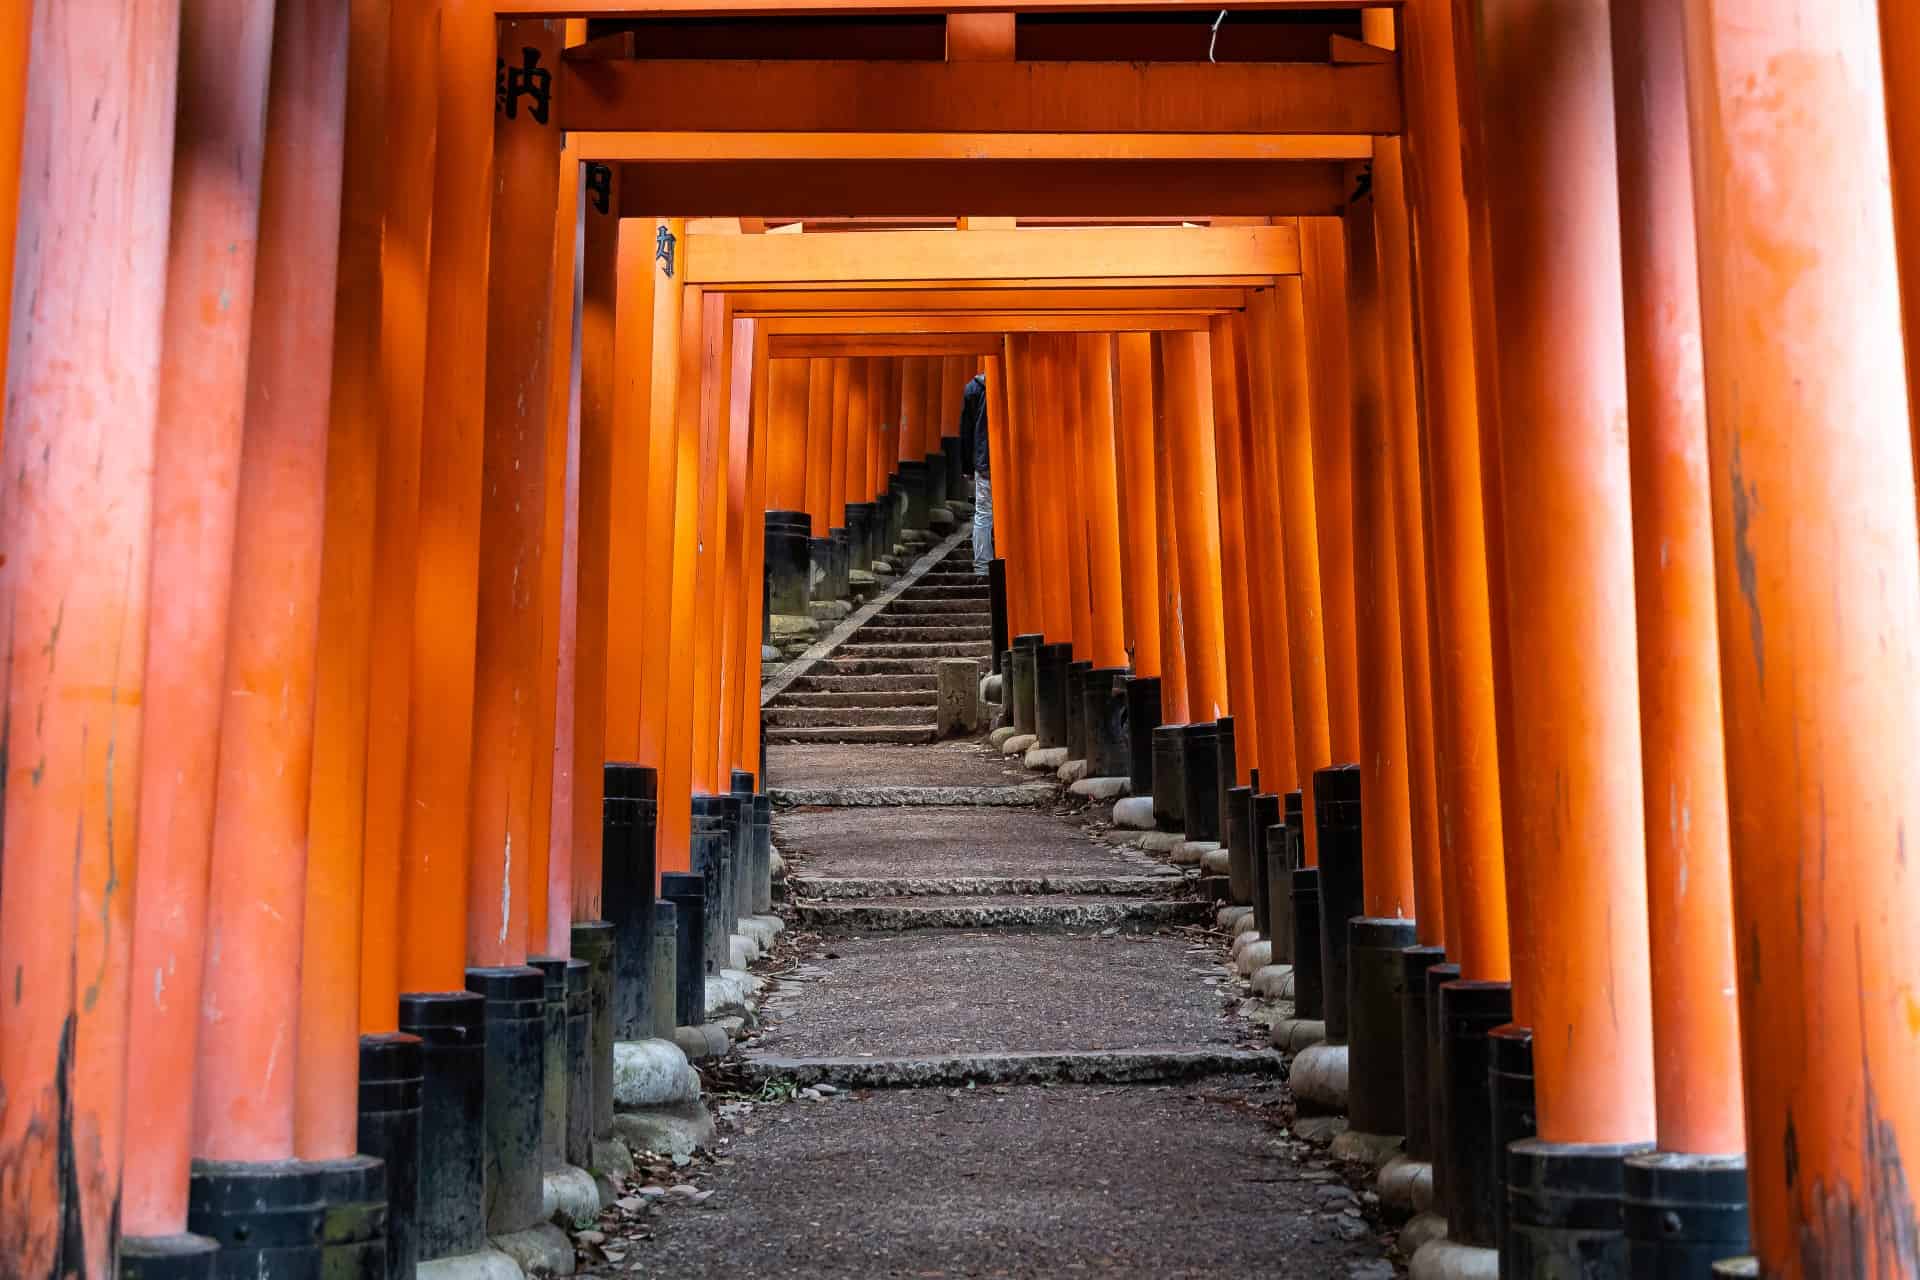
[1180,721,1222,844]
[659,872,707,1026]
[117,1233,220,1280]
[187,1156,386,1280]
[1151,724,1186,832]
[1124,675,1161,796]
[1224,784,1253,905]
[988,560,1009,673]
[1084,666,1131,778]
[398,991,486,1260]
[1263,824,1292,961]
[1065,659,1092,760]
[752,794,773,915]
[358,1031,423,1280]
[463,965,547,1236]
[1423,963,1461,1220]
[650,901,679,1040]
[1437,980,1511,1250]
[1034,642,1071,748]
[1491,1023,1538,1265]
[1397,946,1447,1166]
[1346,918,1419,1140]
[562,961,591,1169]
[1010,634,1042,735]
[1290,867,1325,1021]
[1250,792,1279,936]
[1506,1140,1653,1278]
[1623,1152,1750,1278]
[568,922,615,1142]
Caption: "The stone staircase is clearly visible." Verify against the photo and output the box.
[763,545,992,744]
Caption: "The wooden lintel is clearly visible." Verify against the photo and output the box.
[770,334,1006,358]
[1329,33,1395,62]
[560,59,1400,135]
[728,286,1248,312]
[510,1,1396,14]
[759,312,1216,335]
[613,159,1349,218]
[682,224,1300,285]
[575,132,1376,162]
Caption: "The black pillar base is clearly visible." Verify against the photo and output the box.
[1313,764,1363,1040]
[1065,659,1092,760]
[358,1031,423,1280]
[987,560,1009,673]
[899,460,930,529]
[1084,666,1131,778]
[689,795,736,975]
[1397,946,1446,1163]
[651,901,679,1039]
[1151,724,1187,831]
[1224,784,1253,903]
[1437,979,1510,1248]
[528,958,571,1173]
[567,922,615,1141]
[187,1156,386,1280]
[463,966,547,1236]
[1624,1152,1750,1278]
[1346,917,1419,1137]
[1180,721,1222,844]
[314,1156,388,1280]
[118,1234,220,1280]
[602,763,658,1042]
[1034,641,1072,748]
[562,960,591,1168]
[1506,1139,1652,1278]
[1124,675,1161,795]
[1289,867,1324,1021]
[1424,962,1462,1216]
[1262,822,1292,960]
[763,511,812,616]
[1011,633,1042,735]
[1250,792,1280,937]
[659,872,708,1025]
[1214,716,1237,838]
[1491,1023,1538,1258]
[753,793,774,914]
[398,991,486,1260]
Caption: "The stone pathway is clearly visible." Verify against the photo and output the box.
[578,739,1403,1278]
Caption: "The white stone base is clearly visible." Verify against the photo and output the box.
[1216,904,1253,931]
[1137,831,1185,853]
[490,1225,573,1279]
[542,1164,602,1227]
[1002,732,1038,756]
[1271,1018,1326,1053]
[1288,1038,1349,1111]
[1024,745,1069,770]
[1111,795,1156,827]
[1070,776,1131,801]
[1250,963,1293,998]
[1057,758,1089,784]
[1400,1212,1448,1256]
[1233,938,1273,975]
[1410,1238,1499,1280]
[1331,1127,1405,1167]
[611,1098,716,1159]
[419,1248,525,1280]
[989,726,1020,748]
[612,1038,701,1110]
[1200,846,1231,876]
[1377,1154,1429,1210]
[1173,839,1218,866]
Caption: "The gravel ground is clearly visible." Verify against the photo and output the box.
[747,930,1248,1060]
[767,740,1028,790]
[603,1080,1400,1279]
[774,806,1146,881]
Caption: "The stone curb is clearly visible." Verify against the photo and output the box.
[770,782,1056,808]
[761,528,972,705]
[792,897,1213,932]
[736,1046,1287,1090]
[789,873,1183,899]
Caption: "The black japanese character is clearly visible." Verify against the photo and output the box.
[496,47,551,124]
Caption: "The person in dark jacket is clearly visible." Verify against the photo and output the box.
[960,372,991,573]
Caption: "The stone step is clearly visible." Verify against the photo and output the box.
[770,782,1059,808]
[765,705,933,729]
[807,657,956,677]
[793,895,1212,932]
[836,641,993,660]
[847,625,991,645]
[790,873,1185,899]
[916,572,991,587]
[763,724,940,745]
[865,608,993,627]
[786,673,937,694]
[771,689,937,709]
[894,585,992,602]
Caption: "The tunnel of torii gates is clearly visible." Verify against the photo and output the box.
[3,0,1920,1278]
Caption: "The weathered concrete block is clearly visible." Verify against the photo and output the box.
[935,658,984,738]
[1112,795,1156,828]
[1024,745,1069,771]
[1289,1039,1349,1110]
[1002,732,1037,756]
[769,613,818,639]
[989,725,1020,748]
[610,1099,716,1159]
[1057,758,1089,785]
[1070,776,1131,801]
[611,1039,700,1110]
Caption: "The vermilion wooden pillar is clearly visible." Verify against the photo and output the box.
[688,294,735,795]
[844,357,873,525]
[767,358,810,510]
[1879,0,1920,472]
[1076,334,1128,670]
[1400,0,1509,982]
[299,0,391,1154]
[899,354,929,467]
[1158,331,1230,725]
[716,317,756,782]
[0,6,25,422]
[1033,337,1075,645]
[827,356,851,532]
[1112,332,1162,676]
[1057,337,1097,659]
[1477,0,1654,1145]
[1610,0,1744,1160]
[1148,338,1190,723]
[601,214,655,764]
[636,217,685,863]
[1346,191,1416,922]
[122,0,274,1236]
[0,2,178,1267]
[1207,314,1261,780]
[1259,280,1333,865]
[657,282,706,871]
[196,0,350,1158]
[1236,300,1299,792]
[1373,139,1444,943]
[736,327,772,778]
[1687,0,1920,1267]
[398,0,496,993]
[1299,217,1360,764]
[806,358,835,536]
[874,358,901,504]
[994,340,1034,636]
[362,0,438,1026]
[468,17,562,968]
